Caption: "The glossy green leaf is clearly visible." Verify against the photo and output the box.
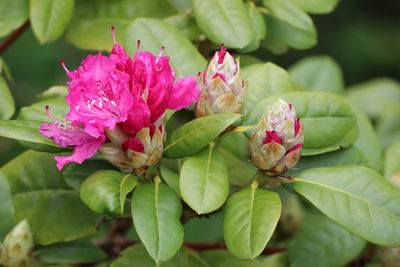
[125,18,206,77]
[263,0,316,49]
[18,97,68,122]
[218,133,256,186]
[242,91,358,155]
[385,141,400,183]
[14,190,102,245]
[0,76,15,120]
[111,244,188,267]
[0,120,64,152]
[286,0,340,14]
[0,174,15,240]
[376,106,400,149]
[164,14,202,41]
[62,159,117,191]
[166,0,192,13]
[290,146,371,175]
[242,63,293,114]
[164,113,241,159]
[80,170,137,216]
[131,182,183,262]
[239,2,267,53]
[0,57,12,83]
[35,239,107,263]
[347,78,400,121]
[65,0,176,51]
[289,213,366,267]
[37,85,68,100]
[30,0,74,43]
[262,34,289,55]
[289,55,345,95]
[224,187,281,259]
[160,161,180,195]
[0,0,29,38]
[353,107,383,172]
[193,0,253,49]
[180,144,229,214]
[294,166,400,246]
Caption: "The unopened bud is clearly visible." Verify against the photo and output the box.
[0,220,33,267]
[195,44,247,117]
[380,247,400,266]
[250,99,304,176]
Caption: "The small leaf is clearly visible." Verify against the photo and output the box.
[125,18,207,77]
[0,76,15,120]
[239,2,267,53]
[111,244,188,267]
[294,166,400,246]
[289,213,366,267]
[263,0,316,49]
[242,91,358,155]
[193,0,254,49]
[30,0,75,43]
[286,0,340,14]
[131,182,183,262]
[385,141,400,182]
[160,161,180,196]
[242,63,293,114]
[37,85,68,100]
[18,97,68,122]
[224,187,281,259]
[164,14,202,41]
[0,0,29,38]
[164,113,241,159]
[35,239,107,264]
[289,55,345,95]
[80,170,137,216]
[180,144,229,214]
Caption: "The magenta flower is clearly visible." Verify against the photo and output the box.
[40,28,200,170]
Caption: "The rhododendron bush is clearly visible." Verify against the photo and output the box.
[0,0,400,266]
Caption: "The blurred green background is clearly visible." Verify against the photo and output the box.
[0,0,399,166]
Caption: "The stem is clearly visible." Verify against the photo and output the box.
[0,20,30,54]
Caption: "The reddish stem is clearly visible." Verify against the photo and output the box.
[0,20,30,54]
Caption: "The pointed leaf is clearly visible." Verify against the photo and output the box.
[164,113,241,159]
[131,182,183,262]
[224,187,281,259]
[180,144,229,214]
[0,76,15,120]
[286,0,339,14]
[294,166,400,246]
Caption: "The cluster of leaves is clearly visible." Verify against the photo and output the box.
[1,0,400,266]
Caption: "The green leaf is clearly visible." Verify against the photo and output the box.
[184,213,224,242]
[111,244,188,267]
[289,213,366,267]
[293,166,400,246]
[289,146,371,175]
[65,0,176,51]
[164,14,202,41]
[385,141,400,181]
[242,63,293,114]
[0,76,15,120]
[353,107,383,172]
[347,78,400,121]
[263,0,316,49]
[288,55,345,95]
[0,57,13,83]
[37,85,68,100]
[0,0,29,38]
[80,170,137,216]
[286,0,340,14]
[376,106,400,149]
[35,239,107,264]
[160,160,180,196]
[166,0,192,13]
[0,174,15,240]
[164,113,241,159]
[239,2,267,53]
[14,190,102,245]
[125,18,207,77]
[180,144,229,214]
[218,133,256,186]
[30,0,74,43]
[224,187,281,260]
[62,159,117,191]
[193,0,254,49]
[0,120,64,152]
[131,182,183,262]
[18,97,68,122]
[242,91,358,155]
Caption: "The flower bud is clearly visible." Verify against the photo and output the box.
[195,44,247,117]
[99,124,165,175]
[0,220,33,267]
[380,247,400,266]
[250,99,304,176]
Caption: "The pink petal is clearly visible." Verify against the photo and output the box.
[286,143,304,155]
[167,76,200,111]
[122,137,145,153]
[122,97,151,136]
[264,130,283,145]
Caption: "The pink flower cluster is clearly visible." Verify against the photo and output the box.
[40,29,199,170]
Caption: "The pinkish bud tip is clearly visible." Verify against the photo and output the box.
[136,40,141,51]
[158,47,165,57]
[111,26,117,44]
[60,60,69,72]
